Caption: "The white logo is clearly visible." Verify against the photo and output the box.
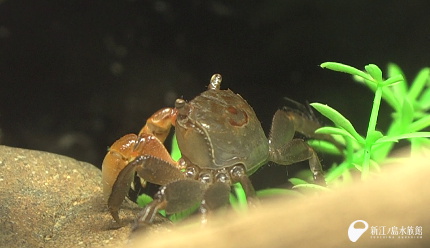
[348,220,369,242]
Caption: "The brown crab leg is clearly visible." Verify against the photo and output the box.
[134,179,206,226]
[230,165,260,208]
[268,110,326,186]
[134,196,168,227]
[271,139,325,184]
[197,182,231,225]
[203,182,231,210]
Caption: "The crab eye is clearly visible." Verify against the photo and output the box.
[208,74,222,90]
[175,98,185,109]
[175,99,189,118]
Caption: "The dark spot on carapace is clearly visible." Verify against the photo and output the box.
[226,106,248,126]
[227,106,238,114]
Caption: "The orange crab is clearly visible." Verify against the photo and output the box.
[102,74,326,224]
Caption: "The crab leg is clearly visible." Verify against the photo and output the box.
[135,179,231,227]
[135,179,206,225]
[230,165,259,206]
[271,139,325,184]
[269,110,326,185]
[202,182,231,210]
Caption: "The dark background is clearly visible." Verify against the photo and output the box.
[1,1,429,181]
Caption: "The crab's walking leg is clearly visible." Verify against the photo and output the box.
[134,179,206,226]
[270,139,325,185]
[134,194,167,226]
[199,182,231,224]
[268,110,326,185]
[229,165,260,208]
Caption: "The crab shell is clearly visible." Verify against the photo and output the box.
[175,88,269,174]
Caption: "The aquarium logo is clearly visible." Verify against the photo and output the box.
[348,220,369,242]
[348,220,423,242]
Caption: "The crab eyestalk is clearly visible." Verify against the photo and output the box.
[209,74,222,90]
[175,99,190,118]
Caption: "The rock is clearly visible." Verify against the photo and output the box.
[0,145,139,248]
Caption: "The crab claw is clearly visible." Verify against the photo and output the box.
[102,134,138,204]
[102,132,182,222]
[108,154,185,223]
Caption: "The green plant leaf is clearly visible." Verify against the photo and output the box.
[136,193,153,207]
[367,130,383,144]
[168,205,199,222]
[288,177,308,186]
[380,74,404,87]
[321,62,373,81]
[408,115,430,132]
[375,132,430,144]
[399,98,414,129]
[411,138,430,155]
[232,182,248,210]
[229,193,238,206]
[308,139,344,155]
[314,126,356,140]
[387,63,408,101]
[355,75,401,111]
[256,188,303,198]
[365,64,383,83]
[340,169,353,184]
[310,103,365,145]
[418,88,430,109]
[387,63,404,78]
[370,159,381,172]
[171,133,181,161]
[354,163,362,172]
[325,161,353,183]
[408,67,430,101]
[292,183,330,191]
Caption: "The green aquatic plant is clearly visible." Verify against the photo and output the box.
[310,62,430,183]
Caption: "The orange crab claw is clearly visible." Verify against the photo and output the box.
[102,107,182,222]
[102,133,177,202]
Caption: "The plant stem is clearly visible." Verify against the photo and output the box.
[362,85,383,180]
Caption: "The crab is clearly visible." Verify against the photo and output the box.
[102,74,326,225]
